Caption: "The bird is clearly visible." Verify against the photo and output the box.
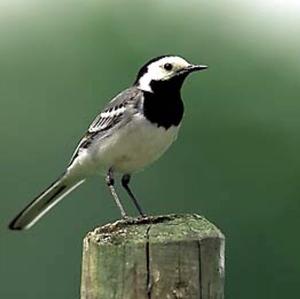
[8,55,207,231]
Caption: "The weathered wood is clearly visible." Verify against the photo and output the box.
[80,214,225,299]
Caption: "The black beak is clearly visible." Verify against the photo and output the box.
[176,64,208,76]
[175,64,208,77]
[187,64,208,72]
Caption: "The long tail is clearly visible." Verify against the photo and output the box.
[9,174,85,230]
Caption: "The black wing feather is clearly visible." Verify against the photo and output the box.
[69,87,143,165]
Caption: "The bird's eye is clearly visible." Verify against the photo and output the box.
[163,63,173,71]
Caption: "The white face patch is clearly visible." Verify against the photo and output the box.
[137,56,191,92]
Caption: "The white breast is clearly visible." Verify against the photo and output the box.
[77,114,180,175]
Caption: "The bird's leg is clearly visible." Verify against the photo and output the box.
[106,168,127,218]
[121,174,147,217]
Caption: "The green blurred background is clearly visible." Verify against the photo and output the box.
[1,0,300,298]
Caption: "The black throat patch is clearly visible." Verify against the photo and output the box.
[142,76,185,129]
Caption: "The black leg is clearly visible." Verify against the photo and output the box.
[121,174,146,217]
[106,168,127,218]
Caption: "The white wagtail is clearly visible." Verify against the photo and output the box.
[9,55,207,230]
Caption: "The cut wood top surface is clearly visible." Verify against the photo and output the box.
[84,214,224,247]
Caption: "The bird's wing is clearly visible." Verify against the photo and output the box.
[69,87,143,165]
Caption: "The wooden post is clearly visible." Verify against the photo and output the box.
[80,214,225,299]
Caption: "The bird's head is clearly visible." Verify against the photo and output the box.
[134,55,207,93]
